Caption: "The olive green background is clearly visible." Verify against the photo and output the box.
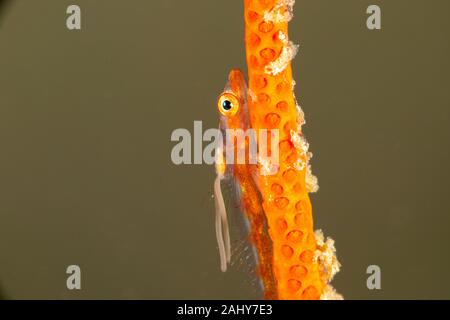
[0,0,449,299]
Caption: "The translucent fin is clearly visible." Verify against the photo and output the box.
[214,175,231,272]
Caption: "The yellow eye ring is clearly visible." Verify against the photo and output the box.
[217,93,239,117]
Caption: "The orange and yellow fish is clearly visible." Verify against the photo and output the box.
[214,0,342,300]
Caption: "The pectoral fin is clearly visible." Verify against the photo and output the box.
[214,175,231,272]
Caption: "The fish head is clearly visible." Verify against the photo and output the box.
[217,69,250,132]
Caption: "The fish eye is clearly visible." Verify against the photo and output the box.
[218,93,239,116]
[222,100,232,111]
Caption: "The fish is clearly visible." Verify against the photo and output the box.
[214,0,342,300]
[215,69,278,299]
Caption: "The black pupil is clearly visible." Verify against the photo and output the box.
[222,100,232,111]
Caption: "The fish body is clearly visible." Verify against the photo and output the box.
[215,70,278,299]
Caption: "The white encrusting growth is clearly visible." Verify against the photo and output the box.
[263,0,296,23]
[289,103,319,193]
[265,31,299,76]
[290,129,319,193]
[321,284,344,300]
[290,129,307,171]
[314,230,341,282]
[313,230,343,300]
[296,103,305,126]
[265,41,299,76]
[290,130,309,156]
[305,164,319,193]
